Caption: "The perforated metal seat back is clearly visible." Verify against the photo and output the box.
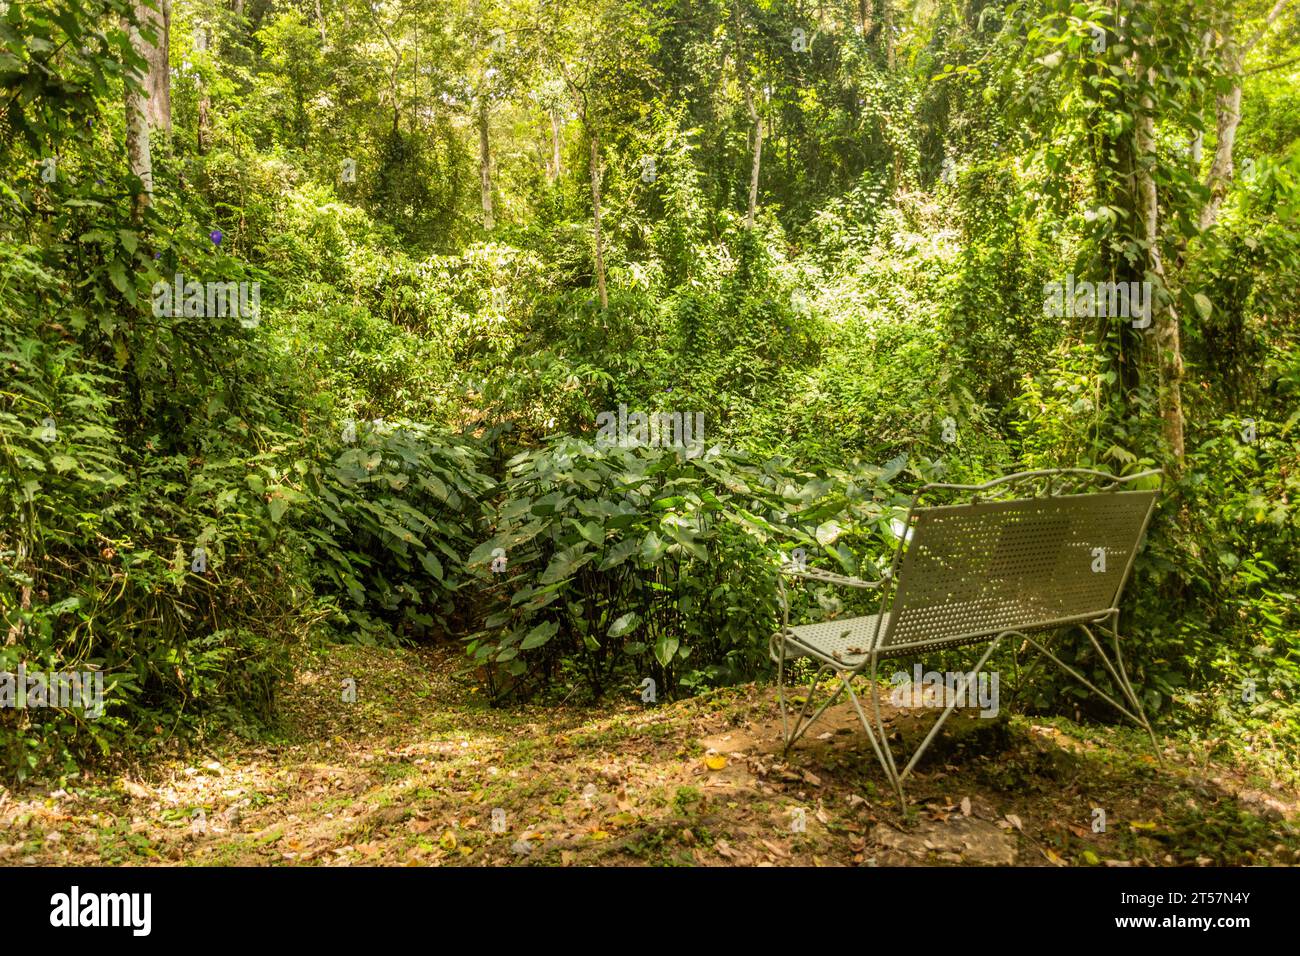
[878,490,1158,654]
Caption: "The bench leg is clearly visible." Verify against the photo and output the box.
[843,663,905,806]
[774,638,905,803]
[869,654,903,794]
[842,640,1004,810]
[1088,617,1162,760]
[897,635,1004,784]
[778,660,843,755]
[1022,622,1161,761]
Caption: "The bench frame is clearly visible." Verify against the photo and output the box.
[770,468,1163,806]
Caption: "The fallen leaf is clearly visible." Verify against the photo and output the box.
[705,755,728,771]
[121,780,150,800]
[960,797,971,817]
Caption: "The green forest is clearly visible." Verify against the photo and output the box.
[1,0,1298,868]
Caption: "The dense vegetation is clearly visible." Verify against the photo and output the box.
[1,0,1297,784]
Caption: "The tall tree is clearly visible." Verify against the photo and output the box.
[140,0,171,139]
[124,3,155,217]
[734,2,763,228]
[1137,0,1293,464]
[478,95,495,230]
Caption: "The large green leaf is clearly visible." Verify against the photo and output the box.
[654,634,680,668]
[607,612,639,638]
[520,620,558,650]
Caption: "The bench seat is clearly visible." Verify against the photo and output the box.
[781,613,891,668]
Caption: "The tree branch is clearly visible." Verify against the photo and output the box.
[1244,0,1291,56]
[1246,52,1300,75]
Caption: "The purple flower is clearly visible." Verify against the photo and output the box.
[209,229,223,246]
[153,252,161,259]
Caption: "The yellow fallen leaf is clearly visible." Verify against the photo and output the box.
[608,811,638,827]
[440,830,458,850]
[589,830,610,841]
[1129,821,1158,831]
[705,755,728,771]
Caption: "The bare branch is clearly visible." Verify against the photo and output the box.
[1244,0,1291,55]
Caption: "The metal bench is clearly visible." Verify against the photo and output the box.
[771,468,1162,805]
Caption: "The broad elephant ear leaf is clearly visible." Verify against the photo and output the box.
[607,611,639,638]
[815,520,842,546]
[520,620,558,650]
[654,634,680,668]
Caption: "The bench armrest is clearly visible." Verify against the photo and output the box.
[773,564,891,666]
[778,564,891,589]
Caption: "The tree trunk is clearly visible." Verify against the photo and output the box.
[883,0,894,68]
[314,0,326,44]
[549,108,562,182]
[124,8,154,217]
[139,0,171,140]
[1195,1,1288,235]
[478,98,495,230]
[196,26,211,153]
[734,1,762,227]
[1092,50,1143,397]
[1199,48,1243,231]
[745,84,762,228]
[589,131,608,310]
[197,87,210,153]
[1136,93,1185,465]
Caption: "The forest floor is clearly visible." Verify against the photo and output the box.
[3,642,1298,867]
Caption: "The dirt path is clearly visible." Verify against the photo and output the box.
[2,643,1297,866]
